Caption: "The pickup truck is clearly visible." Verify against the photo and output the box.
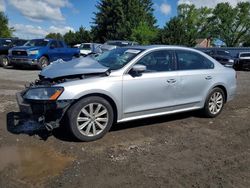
[0,38,27,68]
[9,39,80,69]
[234,52,250,71]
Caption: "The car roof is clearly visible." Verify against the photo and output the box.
[125,45,195,51]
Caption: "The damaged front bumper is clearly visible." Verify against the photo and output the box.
[16,91,73,131]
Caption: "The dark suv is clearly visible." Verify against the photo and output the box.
[202,49,235,68]
[0,38,27,68]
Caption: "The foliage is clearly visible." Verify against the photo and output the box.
[92,0,156,42]
[160,5,212,46]
[209,2,250,47]
[130,22,157,45]
[45,26,92,46]
[0,12,13,38]
[45,33,63,40]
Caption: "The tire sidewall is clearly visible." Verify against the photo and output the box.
[204,88,225,118]
[1,55,11,68]
[38,56,49,70]
[67,96,114,141]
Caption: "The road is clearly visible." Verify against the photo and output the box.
[0,68,249,188]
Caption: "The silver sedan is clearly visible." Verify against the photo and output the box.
[18,45,237,141]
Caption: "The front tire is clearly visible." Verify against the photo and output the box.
[37,56,49,70]
[203,88,225,118]
[67,96,114,142]
[1,55,11,68]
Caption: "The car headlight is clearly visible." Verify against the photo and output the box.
[28,50,39,55]
[228,59,234,63]
[24,87,64,101]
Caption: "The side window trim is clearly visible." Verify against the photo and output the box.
[126,49,177,74]
[176,50,214,71]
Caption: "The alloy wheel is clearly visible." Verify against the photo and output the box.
[2,57,9,66]
[77,103,109,137]
[208,92,223,115]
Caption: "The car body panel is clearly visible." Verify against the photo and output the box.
[40,57,109,79]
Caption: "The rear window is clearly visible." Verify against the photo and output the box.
[177,50,214,70]
[217,50,231,57]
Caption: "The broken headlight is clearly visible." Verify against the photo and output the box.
[24,87,64,101]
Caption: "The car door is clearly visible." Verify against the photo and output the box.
[48,41,60,61]
[122,50,179,119]
[57,41,68,60]
[175,50,215,107]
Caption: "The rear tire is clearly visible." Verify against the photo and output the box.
[203,88,225,118]
[66,96,114,142]
[37,56,49,70]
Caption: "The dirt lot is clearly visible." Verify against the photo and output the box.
[0,68,249,188]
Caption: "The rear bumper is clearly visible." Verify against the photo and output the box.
[16,92,73,129]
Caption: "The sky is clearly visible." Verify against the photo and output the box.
[0,0,249,39]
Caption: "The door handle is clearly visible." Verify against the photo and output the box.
[167,79,177,84]
[205,76,212,80]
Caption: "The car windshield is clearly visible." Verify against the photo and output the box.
[13,40,27,46]
[80,44,91,50]
[24,39,49,47]
[240,53,250,57]
[106,41,131,47]
[95,48,142,70]
[0,39,12,47]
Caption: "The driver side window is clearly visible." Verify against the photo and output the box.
[135,50,175,72]
[50,41,58,48]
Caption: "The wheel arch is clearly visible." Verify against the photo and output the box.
[213,85,228,103]
[69,93,119,123]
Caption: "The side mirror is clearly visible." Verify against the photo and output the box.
[130,64,146,77]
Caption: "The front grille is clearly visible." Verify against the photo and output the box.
[12,50,28,56]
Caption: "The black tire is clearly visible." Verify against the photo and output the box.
[37,56,49,70]
[203,88,225,118]
[1,55,11,68]
[66,96,114,142]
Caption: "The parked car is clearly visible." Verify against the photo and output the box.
[16,46,236,141]
[9,39,80,69]
[79,43,102,56]
[234,52,250,70]
[201,49,235,68]
[100,40,138,52]
[0,38,27,68]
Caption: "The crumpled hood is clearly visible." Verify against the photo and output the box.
[40,57,109,79]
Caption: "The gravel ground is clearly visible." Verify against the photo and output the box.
[0,68,249,188]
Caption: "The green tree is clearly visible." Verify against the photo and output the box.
[130,22,157,44]
[159,4,212,46]
[92,0,125,42]
[0,12,13,37]
[209,2,250,47]
[63,30,77,46]
[75,26,92,43]
[92,0,156,42]
[45,33,63,40]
